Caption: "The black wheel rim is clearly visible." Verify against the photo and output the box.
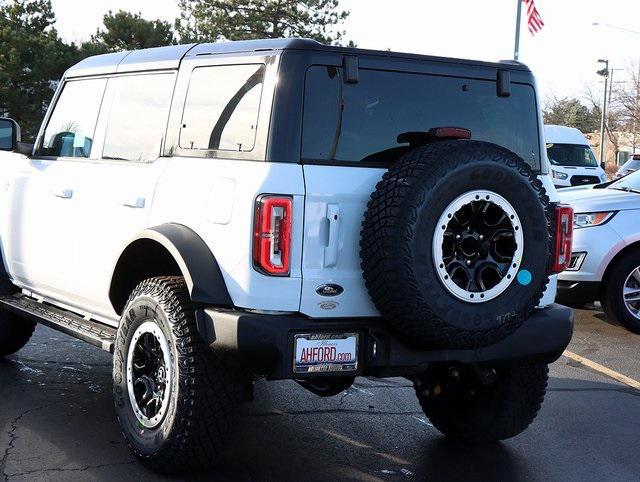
[433,190,523,303]
[127,321,172,428]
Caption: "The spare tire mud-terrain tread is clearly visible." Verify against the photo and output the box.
[361,140,553,349]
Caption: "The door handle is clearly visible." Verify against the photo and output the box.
[54,189,73,199]
[324,204,341,268]
[122,197,146,209]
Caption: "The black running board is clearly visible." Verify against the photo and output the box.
[0,294,116,352]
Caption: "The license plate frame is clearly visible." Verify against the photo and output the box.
[293,332,359,374]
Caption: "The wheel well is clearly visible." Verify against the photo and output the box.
[109,239,182,315]
[602,240,640,287]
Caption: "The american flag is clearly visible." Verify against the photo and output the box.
[523,0,544,35]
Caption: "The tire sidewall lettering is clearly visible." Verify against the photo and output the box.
[361,141,552,347]
[113,293,180,455]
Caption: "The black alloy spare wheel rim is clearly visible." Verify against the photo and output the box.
[127,321,173,429]
[433,190,524,303]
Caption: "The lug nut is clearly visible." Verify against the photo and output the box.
[448,367,460,380]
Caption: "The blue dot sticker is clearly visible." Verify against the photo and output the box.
[517,270,532,286]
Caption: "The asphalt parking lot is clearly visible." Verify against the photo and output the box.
[1,305,639,482]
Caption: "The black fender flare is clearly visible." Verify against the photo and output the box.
[109,223,233,314]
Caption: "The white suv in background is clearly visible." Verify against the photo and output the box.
[545,125,607,188]
[0,40,573,473]
[558,170,640,333]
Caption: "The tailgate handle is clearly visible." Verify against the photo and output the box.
[324,204,341,268]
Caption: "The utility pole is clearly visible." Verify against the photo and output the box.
[514,0,523,60]
[597,59,610,164]
[633,65,640,154]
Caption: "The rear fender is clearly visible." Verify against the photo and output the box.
[109,223,232,314]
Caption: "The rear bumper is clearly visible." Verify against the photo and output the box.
[198,304,574,379]
[556,280,601,305]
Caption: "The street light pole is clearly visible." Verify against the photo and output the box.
[598,59,610,164]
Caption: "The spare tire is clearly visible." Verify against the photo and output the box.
[360,140,552,349]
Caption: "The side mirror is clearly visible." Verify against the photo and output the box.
[600,161,606,170]
[0,118,20,152]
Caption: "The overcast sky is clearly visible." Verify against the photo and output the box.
[51,0,640,104]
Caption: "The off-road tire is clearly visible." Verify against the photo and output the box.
[415,364,548,442]
[601,249,640,334]
[0,315,36,357]
[0,279,35,357]
[113,276,242,473]
[361,140,552,349]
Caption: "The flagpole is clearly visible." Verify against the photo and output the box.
[514,0,523,60]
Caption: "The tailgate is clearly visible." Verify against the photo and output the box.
[300,165,386,317]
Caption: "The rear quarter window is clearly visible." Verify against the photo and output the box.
[179,64,265,152]
[302,66,541,170]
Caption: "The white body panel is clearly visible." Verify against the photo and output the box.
[0,156,78,300]
[0,152,305,321]
[66,158,169,320]
[150,158,305,313]
[300,165,385,318]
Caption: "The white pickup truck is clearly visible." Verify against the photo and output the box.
[0,39,573,473]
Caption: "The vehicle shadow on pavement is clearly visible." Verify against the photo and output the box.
[570,302,622,329]
[1,335,639,481]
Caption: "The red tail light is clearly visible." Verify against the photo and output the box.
[553,204,574,273]
[253,195,292,276]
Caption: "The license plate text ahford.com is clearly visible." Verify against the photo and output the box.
[294,333,358,373]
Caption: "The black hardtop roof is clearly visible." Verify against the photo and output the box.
[65,38,530,78]
[188,38,530,71]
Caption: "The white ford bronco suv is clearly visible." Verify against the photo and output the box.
[0,39,573,473]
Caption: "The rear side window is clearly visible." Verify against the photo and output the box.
[102,73,175,162]
[179,64,265,152]
[37,78,106,158]
[302,66,541,170]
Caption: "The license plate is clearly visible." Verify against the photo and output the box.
[293,333,358,374]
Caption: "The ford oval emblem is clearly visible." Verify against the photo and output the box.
[316,284,344,297]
